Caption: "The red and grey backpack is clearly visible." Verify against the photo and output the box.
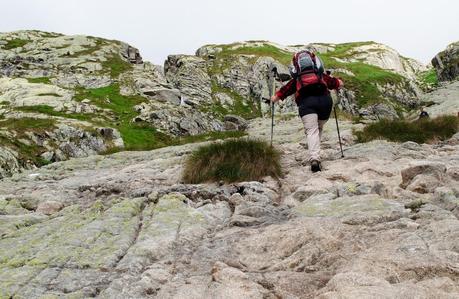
[289,51,326,91]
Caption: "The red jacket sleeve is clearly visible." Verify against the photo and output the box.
[323,74,341,90]
[275,79,296,100]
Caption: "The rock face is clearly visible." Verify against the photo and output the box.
[0,112,458,298]
[189,41,426,120]
[417,80,459,118]
[0,30,438,179]
[432,41,459,81]
[0,30,226,176]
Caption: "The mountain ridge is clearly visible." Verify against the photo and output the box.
[0,30,456,178]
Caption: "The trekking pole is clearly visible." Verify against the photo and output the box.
[267,66,277,147]
[271,97,275,147]
[267,66,289,147]
[333,98,345,158]
[327,71,344,158]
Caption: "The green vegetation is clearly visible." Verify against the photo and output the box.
[172,130,246,145]
[102,54,133,78]
[319,51,405,107]
[0,117,56,131]
[66,39,105,57]
[37,93,61,97]
[205,81,261,120]
[63,38,132,78]
[327,41,375,58]
[182,139,282,183]
[2,38,30,50]
[354,115,459,143]
[207,41,407,109]
[0,118,57,166]
[16,105,94,122]
[221,43,292,65]
[419,69,439,87]
[26,77,52,84]
[207,43,292,76]
[14,85,247,155]
[74,84,168,150]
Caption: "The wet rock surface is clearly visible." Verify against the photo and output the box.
[1,116,458,298]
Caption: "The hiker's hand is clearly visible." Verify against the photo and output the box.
[337,79,344,89]
[271,95,280,103]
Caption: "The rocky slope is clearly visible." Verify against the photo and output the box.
[432,41,459,81]
[0,30,443,179]
[177,40,429,120]
[0,30,229,178]
[1,111,459,298]
[418,80,459,118]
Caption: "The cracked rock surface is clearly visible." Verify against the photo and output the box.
[1,116,459,298]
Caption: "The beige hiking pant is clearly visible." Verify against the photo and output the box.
[301,114,328,162]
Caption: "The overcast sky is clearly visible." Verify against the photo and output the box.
[1,0,458,65]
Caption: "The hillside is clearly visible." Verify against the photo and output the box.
[1,114,458,298]
[1,30,459,298]
[0,30,450,179]
[190,41,427,119]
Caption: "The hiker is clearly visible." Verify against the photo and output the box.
[271,51,343,172]
[419,107,429,119]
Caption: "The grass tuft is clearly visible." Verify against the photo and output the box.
[354,115,459,144]
[182,139,282,183]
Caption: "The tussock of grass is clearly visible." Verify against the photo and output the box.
[182,139,282,183]
[355,115,459,143]
[37,93,61,97]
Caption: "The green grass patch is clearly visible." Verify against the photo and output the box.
[205,81,262,120]
[0,135,50,167]
[182,139,282,183]
[15,105,94,122]
[0,117,56,131]
[327,41,375,59]
[208,43,292,76]
[222,43,292,65]
[0,118,57,166]
[319,52,405,106]
[74,84,169,150]
[102,54,133,78]
[172,130,246,145]
[37,93,61,97]
[206,41,406,108]
[354,115,459,143]
[418,69,439,87]
[118,123,171,151]
[26,77,52,84]
[2,38,30,50]
[66,39,105,57]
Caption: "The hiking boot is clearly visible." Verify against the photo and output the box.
[310,160,321,173]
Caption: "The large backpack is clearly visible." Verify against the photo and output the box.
[290,51,326,91]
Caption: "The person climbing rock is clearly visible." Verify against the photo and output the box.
[271,51,343,172]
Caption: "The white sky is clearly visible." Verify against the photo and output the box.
[1,0,458,65]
